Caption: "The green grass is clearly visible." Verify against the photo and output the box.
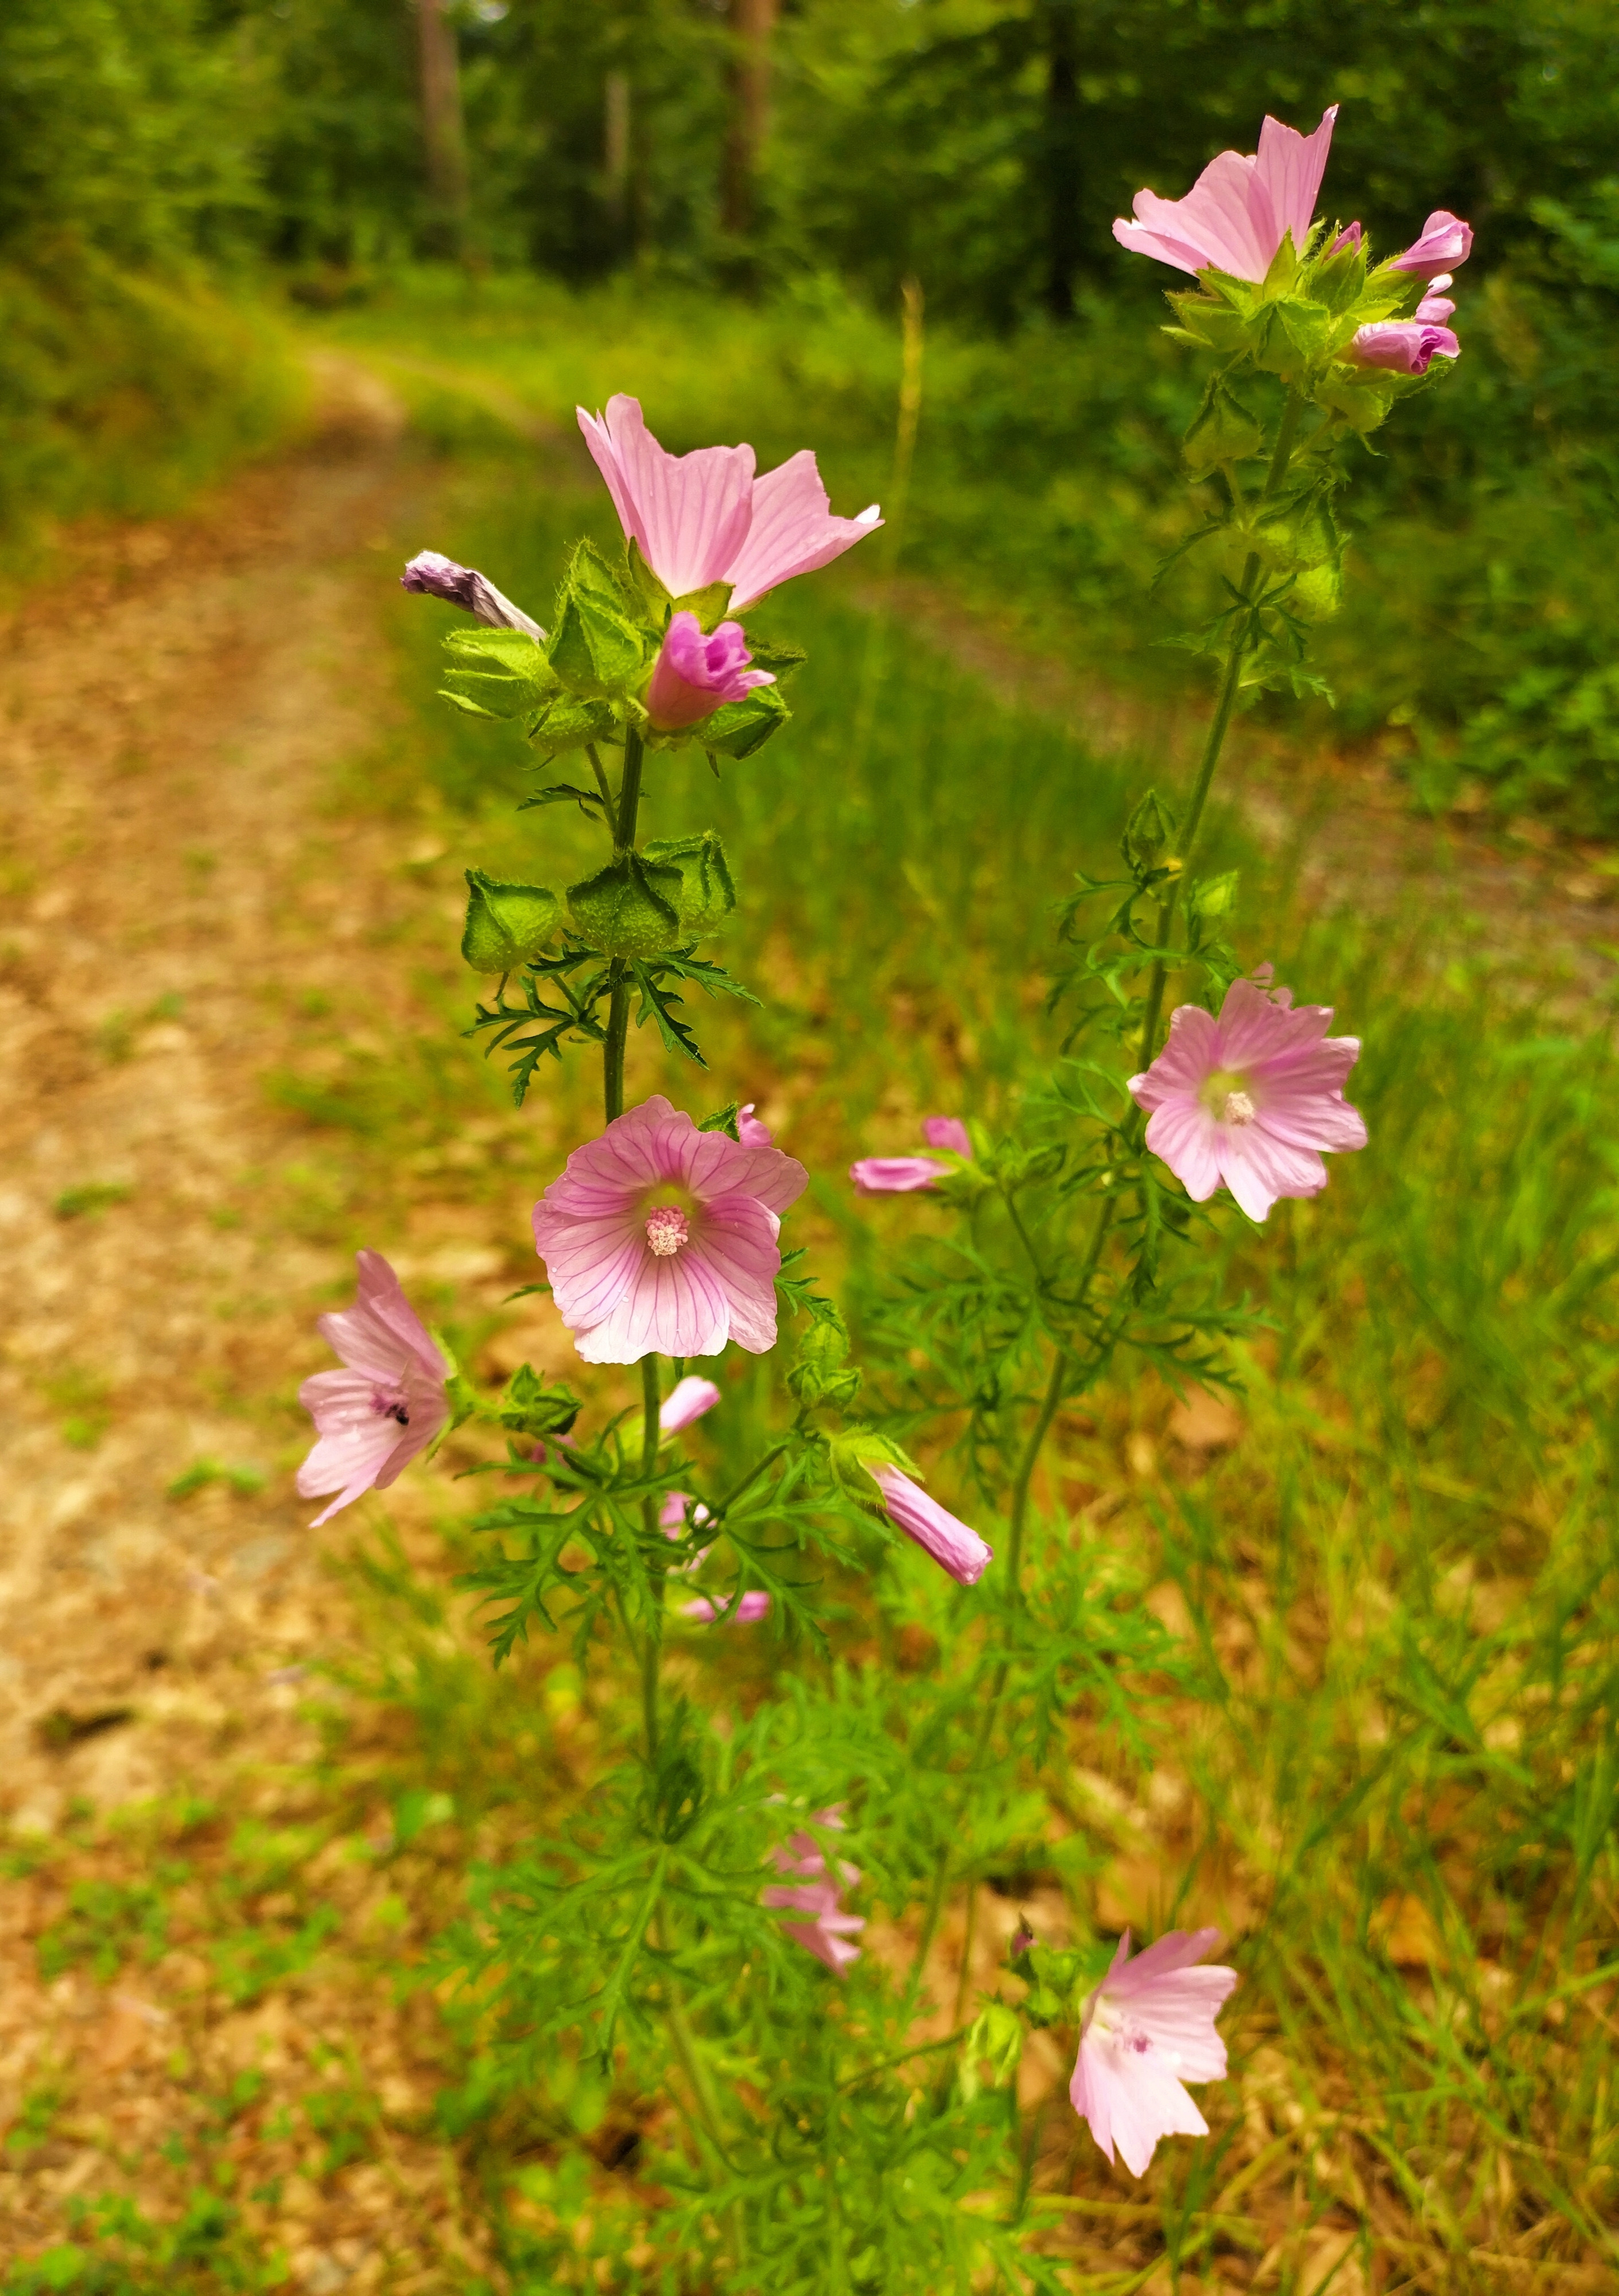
[0,248,302,552]
[320,372,1619,2275]
[10,282,1617,2285]
[316,263,1619,828]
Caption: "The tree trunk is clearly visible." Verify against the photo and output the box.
[720,0,778,238]
[604,68,631,258]
[417,0,468,255]
[1042,0,1082,320]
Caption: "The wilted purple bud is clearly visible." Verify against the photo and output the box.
[1327,221,1362,256]
[1010,1923,1036,1957]
[401,550,545,639]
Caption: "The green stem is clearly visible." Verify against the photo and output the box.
[603,963,630,1123]
[1136,386,1307,1073]
[585,740,616,822]
[615,723,646,852]
[640,1352,662,1762]
[600,725,647,1126]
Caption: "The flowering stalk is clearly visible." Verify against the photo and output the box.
[1133,387,1305,1074]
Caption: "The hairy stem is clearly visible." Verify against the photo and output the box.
[585,740,616,822]
[1136,386,1307,1072]
[603,964,630,1123]
[615,723,646,851]
[600,727,648,1125]
[640,1352,662,1762]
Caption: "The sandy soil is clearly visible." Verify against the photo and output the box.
[0,363,562,2286]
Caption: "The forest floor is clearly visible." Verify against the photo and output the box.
[1,362,1615,2293]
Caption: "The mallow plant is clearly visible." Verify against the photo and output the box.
[297,106,1469,2291]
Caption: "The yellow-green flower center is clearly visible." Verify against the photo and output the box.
[1201,1068,1256,1126]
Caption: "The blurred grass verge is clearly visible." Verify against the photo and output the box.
[319,263,1619,831]
[0,247,303,555]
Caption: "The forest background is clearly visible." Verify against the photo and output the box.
[3,2,1619,2292]
[14,0,1619,821]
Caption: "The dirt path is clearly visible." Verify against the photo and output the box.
[868,573,1619,998]
[0,364,584,2284]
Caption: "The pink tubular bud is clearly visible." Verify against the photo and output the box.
[1349,320,1461,376]
[1391,210,1473,280]
[645,611,775,732]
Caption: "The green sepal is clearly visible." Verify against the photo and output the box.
[697,1103,741,1139]
[957,2003,1023,2103]
[622,537,674,626]
[1182,375,1265,478]
[546,590,648,700]
[1121,788,1177,874]
[828,1427,921,1495]
[702,683,790,761]
[743,637,808,679]
[670,579,734,632]
[461,868,563,973]
[787,1302,861,1410]
[438,625,556,720]
[566,850,684,959]
[1187,868,1240,926]
[642,831,737,937]
[525,691,620,760]
[493,1362,582,1441]
[566,536,634,612]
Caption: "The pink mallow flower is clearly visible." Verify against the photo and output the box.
[661,1374,722,1433]
[1129,973,1366,1223]
[737,1103,773,1148]
[400,550,544,639]
[577,394,881,612]
[645,611,775,732]
[1416,274,1456,323]
[851,1114,972,1194]
[531,1095,807,1364]
[1070,1929,1238,2178]
[297,1252,449,1527]
[1348,320,1460,375]
[1391,209,1473,280]
[1113,107,1337,281]
[763,1825,864,1975]
[684,1590,770,1624]
[867,1463,993,1588]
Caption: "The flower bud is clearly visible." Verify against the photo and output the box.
[461,869,562,973]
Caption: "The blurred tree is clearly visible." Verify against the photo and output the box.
[0,0,256,262]
[417,0,470,255]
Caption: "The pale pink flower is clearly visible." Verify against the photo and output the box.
[297,1251,449,1527]
[531,1095,807,1364]
[660,1490,713,1573]
[576,394,882,612]
[1128,972,1366,1223]
[400,550,544,639]
[867,1463,993,1588]
[1392,209,1473,280]
[1113,108,1337,280]
[1348,320,1460,375]
[1070,1929,1237,2178]
[763,1826,864,1975]
[851,1114,972,1194]
[737,1103,773,1148]
[660,1374,722,1433]
[1415,274,1455,323]
[645,612,775,732]
[659,1490,713,1535]
[684,1590,770,1623]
